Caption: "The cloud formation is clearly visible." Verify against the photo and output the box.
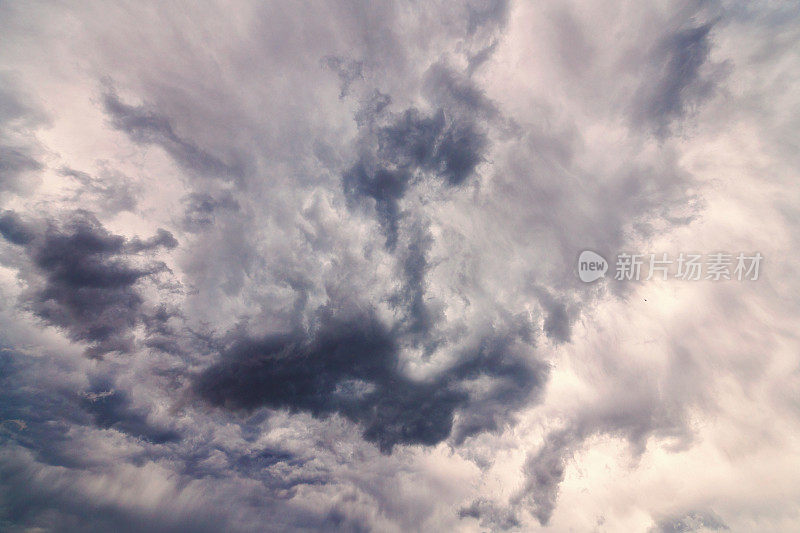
[197,307,546,452]
[0,210,176,357]
[0,0,799,531]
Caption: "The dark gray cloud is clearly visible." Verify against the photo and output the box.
[0,348,179,474]
[0,455,226,533]
[0,348,94,470]
[344,79,489,248]
[0,210,36,245]
[0,341,331,532]
[0,210,176,357]
[197,307,547,453]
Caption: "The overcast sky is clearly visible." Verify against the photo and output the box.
[1,1,799,531]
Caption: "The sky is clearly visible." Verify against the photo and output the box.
[0,1,799,531]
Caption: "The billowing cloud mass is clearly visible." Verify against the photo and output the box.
[1,1,799,531]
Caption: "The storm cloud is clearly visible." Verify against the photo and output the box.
[197,307,547,453]
[0,210,176,357]
[344,81,490,249]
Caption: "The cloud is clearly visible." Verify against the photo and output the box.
[82,382,180,444]
[467,0,510,36]
[650,509,729,533]
[322,55,365,98]
[0,210,175,357]
[0,73,48,195]
[59,166,140,215]
[344,66,491,249]
[180,192,240,232]
[514,429,573,525]
[0,449,227,533]
[196,306,547,453]
[632,22,726,136]
[0,0,798,530]
[127,228,179,253]
[0,346,179,474]
[102,88,247,181]
[458,498,520,530]
[0,210,36,245]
